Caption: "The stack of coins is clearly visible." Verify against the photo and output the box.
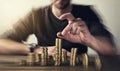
[76,56,80,64]
[19,59,27,66]
[95,55,102,70]
[70,48,74,66]
[41,47,48,66]
[55,38,62,66]
[35,53,41,65]
[28,53,36,66]
[35,53,39,63]
[53,54,56,61]
[70,48,78,66]
[62,50,67,64]
[82,53,88,68]
[48,56,54,65]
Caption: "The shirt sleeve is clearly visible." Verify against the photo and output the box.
[0,10,34,42]
[85,6,115,45]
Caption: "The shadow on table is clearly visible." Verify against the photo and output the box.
[100,55,120,71]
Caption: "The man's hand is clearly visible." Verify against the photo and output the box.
[57,13,94,46]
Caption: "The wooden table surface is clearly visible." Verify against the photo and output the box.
[0,55,119,71]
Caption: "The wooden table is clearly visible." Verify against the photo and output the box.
[0,55,119,71]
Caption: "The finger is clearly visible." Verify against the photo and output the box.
[57,31,69,39]
[76,18,82,20]
[79,32,85,41]
[76,27,81,35]
[71,20,82,34]
[79,21,87,32]
[71,24,78,35]
[59,13,75,21]
[57,32,64,38]
[62,22,73,34]
[76,18,83,26]
[57,23,72,38]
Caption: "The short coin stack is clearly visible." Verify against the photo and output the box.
[41,47,48,66]
[82,53,88,68]
[61,50,67,64]
[95,55,102,70]
[28,53,36,66]
[70,48,78,66]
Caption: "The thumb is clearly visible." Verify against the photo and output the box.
[59,13,75,21]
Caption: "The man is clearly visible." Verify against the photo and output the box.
[0,0,116,55]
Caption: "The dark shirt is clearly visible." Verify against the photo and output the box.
[0,4,113,54]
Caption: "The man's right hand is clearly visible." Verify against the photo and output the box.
[57,13,94,46]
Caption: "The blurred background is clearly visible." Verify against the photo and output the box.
[0,0,119,55]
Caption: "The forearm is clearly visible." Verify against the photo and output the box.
[89,36,117,55]
[0,39,30,54]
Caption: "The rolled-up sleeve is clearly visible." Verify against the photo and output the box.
[83,6,114,44]
[88,21,114,45]
[0,10,34,42]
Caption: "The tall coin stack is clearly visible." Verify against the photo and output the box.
[55,38,62,66]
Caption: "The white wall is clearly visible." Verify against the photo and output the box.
[0,0,120,54]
